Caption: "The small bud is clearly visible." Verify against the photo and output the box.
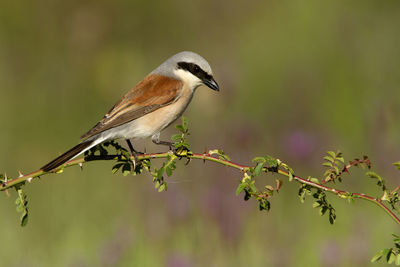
[27,177,33,183]
[18,171,24,177]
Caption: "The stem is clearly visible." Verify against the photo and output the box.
[1,151,399,226]
[276,169,400,225]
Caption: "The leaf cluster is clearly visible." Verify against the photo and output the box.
[372,234,400,265]
[322,151,345,183]
[171,116,190,151]
[365,169,400,211]
[151,154,177,192]
[236,155,282,211]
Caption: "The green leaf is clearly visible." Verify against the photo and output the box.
[16,204,24,213]
[158,183,166,192]
[252,157,266,163]
[112,163,124,174]
[288,172,293,182]
[396,254,400,265]
[334,166,339,175]
[387,249,395,264]
[393,234,400,243]
[322,162,332,167]
[209,149,230,161]
[249,182,257,193]
[371,250,384,262]
[327,151,336,158]
[393,161,400,170]
[366,171,381,180]
[254,162,264,176]
[259,198,270,211]
[171,134,182,141]
[324,156,334,162]
[157,167,164,179]
[217,150,231,161]
[175,125,184,132]
[165,166,173,177]
[337,157,345,164]
[15,187,28,227]
[383,248,392,262]
[174,142,183,149]
[236,183,247,196]
[312,201,320,208]
[20,211,28,227]
[265,155,278,168]
[298,188,306,203]
[320,206,328,216]
[122,163,131,176]
[182,116,188,130]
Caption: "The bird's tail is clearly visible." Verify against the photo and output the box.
[41,139,97,172]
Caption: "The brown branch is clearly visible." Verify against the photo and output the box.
[1,150,399,225]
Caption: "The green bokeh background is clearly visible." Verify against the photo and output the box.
[1,0,400,266]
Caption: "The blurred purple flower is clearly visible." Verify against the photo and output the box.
[284,130,315,159]
[200,177,248,242]
[166,253,192,267]
[165,189,190,221]
[320,240,341,267]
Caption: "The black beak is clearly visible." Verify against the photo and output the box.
[203,77,219,91]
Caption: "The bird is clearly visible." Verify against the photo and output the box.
[40,51,219,172]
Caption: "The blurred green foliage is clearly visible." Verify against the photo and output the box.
[1,0,400,266]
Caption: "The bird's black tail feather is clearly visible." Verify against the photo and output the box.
[41,140,94,172]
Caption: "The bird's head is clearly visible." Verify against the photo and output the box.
[152,51,219,91]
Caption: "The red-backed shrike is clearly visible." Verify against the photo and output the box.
[41,51,219,172]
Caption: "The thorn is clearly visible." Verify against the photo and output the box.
[4,173,8,183]
[202,147,208,163]
[18,171,24,177]
[79,163,83,171]
[130,156,136,171]
[27,177,33,183]
[343,167,350,174]
[5,189,9,197]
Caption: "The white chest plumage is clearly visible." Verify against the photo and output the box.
[103,85,194,140]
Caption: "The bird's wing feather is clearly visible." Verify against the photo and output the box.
[81,74,183,139]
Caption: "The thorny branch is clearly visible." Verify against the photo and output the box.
[1,149,399,225]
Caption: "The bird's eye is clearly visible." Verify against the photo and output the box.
[193,64,200,73]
